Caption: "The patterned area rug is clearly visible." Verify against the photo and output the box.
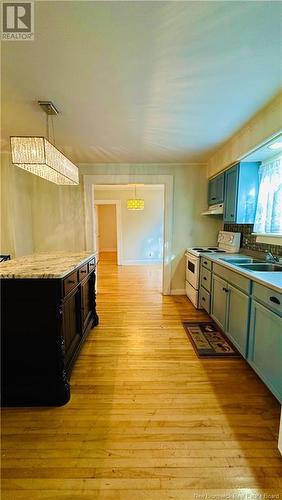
[183,321,240,358]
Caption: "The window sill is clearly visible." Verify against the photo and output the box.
[252,233,282,245]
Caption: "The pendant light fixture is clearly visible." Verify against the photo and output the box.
[127,184,145,210]
[10,101,79,185]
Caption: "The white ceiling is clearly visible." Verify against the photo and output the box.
[2,1,282,164]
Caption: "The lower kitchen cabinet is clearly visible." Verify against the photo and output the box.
[248,300,282,403]
[62,286,81,367]
[226,283,250,356]
[199,286,210,314]
[81,272,96,332]
[211,274,249,356]
[208,259,281,403]
[210,274,228,331]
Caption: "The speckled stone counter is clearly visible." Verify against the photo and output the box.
[0,251,96,279]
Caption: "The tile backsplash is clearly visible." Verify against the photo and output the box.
[224,224,282,257]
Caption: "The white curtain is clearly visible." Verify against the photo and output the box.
[253,153,282,234]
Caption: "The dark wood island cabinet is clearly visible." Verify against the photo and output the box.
[0,252,99,407]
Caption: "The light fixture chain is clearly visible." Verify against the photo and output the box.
[51,115,55,146]
[46,113,50,140]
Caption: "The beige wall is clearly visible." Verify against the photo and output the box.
[1,153,34,257]
[83,164,222,291]
[31,175,84,253]
[98,204,117,251]
[208,91,282,177]
[0,152,85,257]
[95,188,164,263]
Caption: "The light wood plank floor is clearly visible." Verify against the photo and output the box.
[2,252,282,499]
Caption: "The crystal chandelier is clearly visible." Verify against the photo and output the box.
[10,101,79,185]
[127,184,145,210]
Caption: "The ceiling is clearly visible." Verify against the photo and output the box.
[2,1,282,164]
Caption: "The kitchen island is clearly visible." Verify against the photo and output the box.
[1,252,99,407]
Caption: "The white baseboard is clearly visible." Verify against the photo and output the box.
[121,259,163,265]
[171,288,186,295]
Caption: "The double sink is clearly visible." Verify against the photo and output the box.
[219,257,282,273]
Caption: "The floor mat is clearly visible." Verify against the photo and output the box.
[183,321,241,358]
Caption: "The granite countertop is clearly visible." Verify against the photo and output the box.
[0,252,97,279]
[201,252,282,293]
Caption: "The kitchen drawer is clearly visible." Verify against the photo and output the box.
[253,282,282,317]
[63,271,78,296]
[201,266,211,292]
[88,258,96,272]
[201,257,212,271]
[78,264,88,281]
[200,286,210,314]
[213,263,251,294]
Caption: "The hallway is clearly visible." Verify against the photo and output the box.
[2,253,282,499]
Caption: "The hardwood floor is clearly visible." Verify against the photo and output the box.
[2,252,282,499]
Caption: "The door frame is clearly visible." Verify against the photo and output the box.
[83,174,173,295]
[94,200,122,265]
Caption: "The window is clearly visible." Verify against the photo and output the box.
[253,153,282,235]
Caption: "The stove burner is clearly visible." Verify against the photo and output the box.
[190,247,226,254]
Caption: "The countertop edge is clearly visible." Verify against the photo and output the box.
[0,252,97,280]
[200,253,282,294]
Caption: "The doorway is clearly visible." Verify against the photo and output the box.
[94,200,122,265]
[83,174,173,295]
[95,204,117,262]
[94,184,165,292]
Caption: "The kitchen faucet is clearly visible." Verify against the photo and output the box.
[265,251,279,263]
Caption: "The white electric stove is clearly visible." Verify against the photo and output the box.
[185,231,241,308]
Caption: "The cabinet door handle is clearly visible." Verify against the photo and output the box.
[68,280,76,284]
[222,287,229,293]
[203,277,207,280]
[211,197,216,200]
[204,261,208,265]
[230,214,234,218]
[270,296,280,305]
[202,297,206,302]
[80,270,87,274]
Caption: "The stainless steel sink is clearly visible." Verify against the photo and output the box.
[219,258,261,264]
[237,263,282,272]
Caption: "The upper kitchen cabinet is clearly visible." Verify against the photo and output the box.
[224,162,260,223]
[208,172,225,205]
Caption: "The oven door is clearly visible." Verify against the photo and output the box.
[185,253,200,290]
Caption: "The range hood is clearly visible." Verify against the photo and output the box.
[201,203,224,216]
